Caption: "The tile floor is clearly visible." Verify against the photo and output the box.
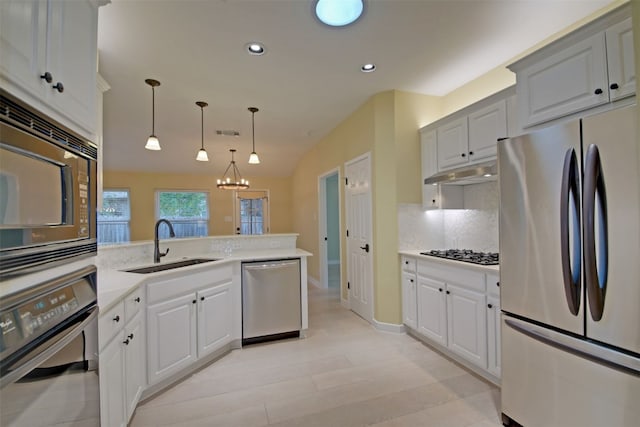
[130,286,502,427]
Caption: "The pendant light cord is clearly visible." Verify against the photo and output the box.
[252,111,256,152]
[201,105,204,149]
[151,86,155,134]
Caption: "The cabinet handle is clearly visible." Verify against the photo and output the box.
[469,151,474,156]
[200,296,205,301]
[113,315,120,323]
[446,290,450,295]
[52,82,64,93]
[192,299,197,304]
[123,338,130,345]
[594,88,603,95]
[432,199,436,204]
[439,288,443,292]
[405,261,409,265]
[461,153,466,158]
[410,279,414,283]
[496,281,500,287]
[488,303,493,309]
[134,297,141,303]
[40,72,52,83]
[128,333,134,340]
[610,83,619,90]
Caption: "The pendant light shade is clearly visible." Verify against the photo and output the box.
[144,79,161,150]
[217,149,249,190]
[248,107,260,164]
[195,101,209,162]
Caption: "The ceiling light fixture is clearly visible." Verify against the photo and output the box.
[217,149,249,190]
[248,107,260,164]
[361,63,376,73]
[246,42,266,56]
[195,101,209,162]
[144,79,161,150]
[315,0,364,27]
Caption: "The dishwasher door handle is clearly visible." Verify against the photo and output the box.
[243,260,300,271]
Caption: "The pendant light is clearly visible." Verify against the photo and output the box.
[247,107,260,164]
[217,149,249,190]
[144,79,161,150]
[195,101,209,161]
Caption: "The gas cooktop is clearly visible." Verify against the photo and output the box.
[419,249,499,266]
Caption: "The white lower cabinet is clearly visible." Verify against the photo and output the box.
[486,295,501,377]
[446,283,487,369]
[416,276,447,347]
[401,272,418,330]
[124,312,145,420]
[197,281,233,358]
[147,293,198,384]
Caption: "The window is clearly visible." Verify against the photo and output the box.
[97,190,130,244]
[156,191,209,238]
[235,190,269,235]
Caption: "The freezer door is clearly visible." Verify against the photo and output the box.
[582,105,640,355]
[498,120,583,335]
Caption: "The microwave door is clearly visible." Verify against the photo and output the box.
[498,119,584,336]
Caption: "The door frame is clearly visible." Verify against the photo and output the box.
[344,152,374,323]
[318,167,342,289]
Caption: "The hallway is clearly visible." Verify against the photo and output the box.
[130,286,501,426]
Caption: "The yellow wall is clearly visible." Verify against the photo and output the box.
[103,170,292,240]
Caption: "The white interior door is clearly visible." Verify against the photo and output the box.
[345,154,373,323]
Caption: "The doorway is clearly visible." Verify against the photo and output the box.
[318,168,342,291]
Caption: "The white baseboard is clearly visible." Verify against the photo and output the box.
[308,275,322,288]
[372,318,406,334]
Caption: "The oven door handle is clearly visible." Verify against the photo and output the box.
[0,305,98,389]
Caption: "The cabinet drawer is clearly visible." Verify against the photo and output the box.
[418,260,485,293]
[401,256,417,273]
[99,301,125,347]
[486,272,500,297]
[124,286,144,321]
[147,264,233,304]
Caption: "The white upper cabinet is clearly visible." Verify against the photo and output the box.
[509,3,634,129]
[0,0,102,138]
[437,117,469,170]
[420,129,463,210]
[467,100,507,162]
[605,17,635,102]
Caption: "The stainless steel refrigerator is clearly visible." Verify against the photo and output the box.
[498,105,640,427]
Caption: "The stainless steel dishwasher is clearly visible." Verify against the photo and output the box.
[242,258,301,345]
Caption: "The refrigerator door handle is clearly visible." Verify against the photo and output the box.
[504,317,640,375]
[560,148,581,315]
[583,144,609,321]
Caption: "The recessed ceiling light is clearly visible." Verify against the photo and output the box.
[246,42,266,56]
[361,63,376,73]
[315,0,364,27]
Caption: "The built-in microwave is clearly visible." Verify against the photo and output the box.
[0,91,97,277]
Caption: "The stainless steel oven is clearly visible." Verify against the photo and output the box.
[0,91,97,277]
[0,265,99,426]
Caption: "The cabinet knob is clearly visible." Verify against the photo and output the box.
[432,199,436,204]
[200,296,205,301]
[469,151,474,156]
[488,303,493,309]
[410,279,414,283]
[496,282,500,287]
[439,288,443,292]
[123,338,130,345]
[192,299,197,304]
[134,297,141,303]
[446,290,450,295]
[40,71,52,83]
[594,88,603,95]
[128,333,134,340]
[461,153,466,158]
[610,83,619,90]
[52,82,64,93]
[113,315,120,323]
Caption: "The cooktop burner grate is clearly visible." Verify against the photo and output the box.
[419,249,499,265]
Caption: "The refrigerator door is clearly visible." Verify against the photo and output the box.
[582,105,640,355]
[498,120,584,335]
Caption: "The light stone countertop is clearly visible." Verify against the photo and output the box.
[399,249,500,273]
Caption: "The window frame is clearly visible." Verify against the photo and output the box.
[154,189,210,238]
[97,188,131,244]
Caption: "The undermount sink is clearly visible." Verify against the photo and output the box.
[124,258,220,274]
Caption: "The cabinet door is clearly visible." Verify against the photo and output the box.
[468,100,507,162]
[197,281,233,359]
[147,293,197,385]
[417,276,447,346]
[402,272,417,330]
[437,117,469,170]
[606,17,635,102]
[0,0,46,98]
[99,333,126,427]
[124,313,145,422]
[518,33,608,127]
[421,130,440,209]
[486,296,501,378]
[47,0,98,134]
[446,283,487,368]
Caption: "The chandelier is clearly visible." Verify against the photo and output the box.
[217,149,249,190]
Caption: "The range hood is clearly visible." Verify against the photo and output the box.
[424,160,498,186]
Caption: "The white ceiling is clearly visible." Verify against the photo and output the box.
[98,0,613,177]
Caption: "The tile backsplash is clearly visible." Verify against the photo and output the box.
[398,181,499,252]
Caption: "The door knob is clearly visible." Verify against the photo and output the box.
[360,243,370,253]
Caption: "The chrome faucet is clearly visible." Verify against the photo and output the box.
[154,219,176,263]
